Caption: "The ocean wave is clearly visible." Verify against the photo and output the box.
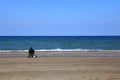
[0,48,120,52]
[0,50,27,52]
[35,49,120,52]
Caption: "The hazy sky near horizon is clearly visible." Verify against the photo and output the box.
[0,0,120,36]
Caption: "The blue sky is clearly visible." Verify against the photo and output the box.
[0,0,120,36]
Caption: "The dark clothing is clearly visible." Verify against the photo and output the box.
[28,47,35,58]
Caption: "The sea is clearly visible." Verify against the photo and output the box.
[0,36,120,52]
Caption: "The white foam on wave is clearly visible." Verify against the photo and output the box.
[0,50,27,52]
[0,48,120,52]
[35,48,120,52]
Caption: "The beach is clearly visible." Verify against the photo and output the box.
[0,51,120,80]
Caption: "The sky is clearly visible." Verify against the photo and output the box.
[0,0,120,36]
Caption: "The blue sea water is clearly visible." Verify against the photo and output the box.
[0,36,120,51]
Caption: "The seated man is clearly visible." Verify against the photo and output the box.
[28,47,36,58]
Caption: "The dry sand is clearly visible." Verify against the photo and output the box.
[0,51,120,80]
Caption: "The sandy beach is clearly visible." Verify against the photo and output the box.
[0,51,120,80]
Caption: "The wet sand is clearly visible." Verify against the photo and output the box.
[0,51,120,80]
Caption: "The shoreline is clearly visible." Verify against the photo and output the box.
[0,51,120,58]
[0,49,120,52]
